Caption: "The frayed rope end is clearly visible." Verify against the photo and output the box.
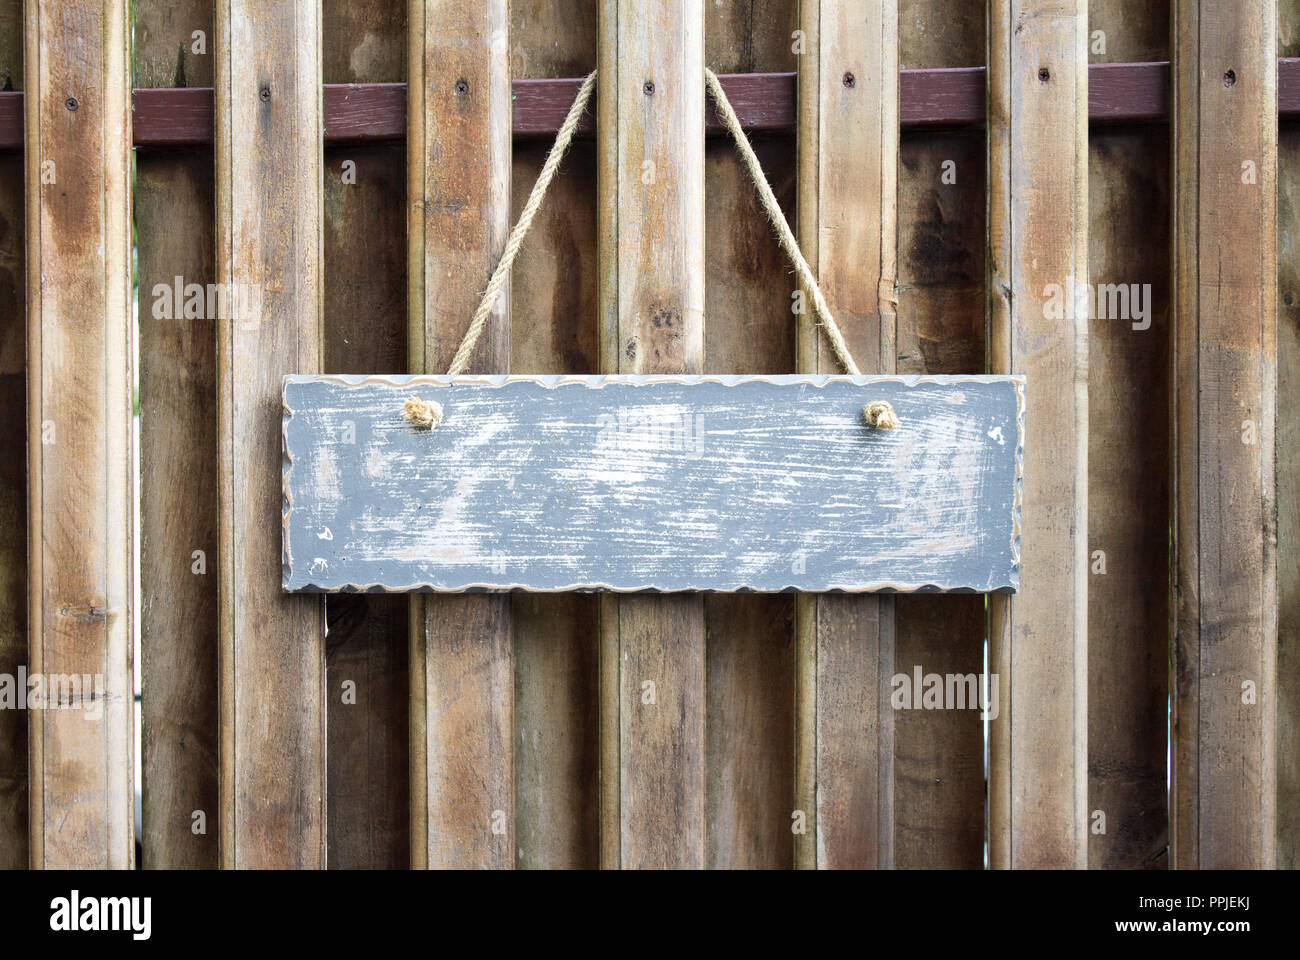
[862,401,899,430]
[403,396,443,430]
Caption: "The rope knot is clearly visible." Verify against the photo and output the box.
[862,401,899,430]
[403,396,443,430]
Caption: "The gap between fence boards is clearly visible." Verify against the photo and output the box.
[2,61,1299,151]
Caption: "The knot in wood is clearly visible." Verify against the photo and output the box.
[402,396,443,430]
[862,400,900,430]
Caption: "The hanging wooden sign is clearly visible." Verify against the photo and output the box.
[281,374,1023,593]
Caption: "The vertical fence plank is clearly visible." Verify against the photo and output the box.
[322,0,408,871]
[793,0,898,870]
[1170,0,1277,869]
[25,0,135,868]
[1276,0,1300,872]
[408,0,514,870]
[894,0,987,870]
[215,0,326,869]
[509,0,600,870]
[703,0,797,872]
[0,0,17,94]
[0,0,25,868]
[598,0,707,869]
[1084,0,1171,870]
[0,362,22,869]
[987,0,1089,869]
[135,0,220,871]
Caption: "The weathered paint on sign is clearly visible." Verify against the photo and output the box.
[282,374,1023,593]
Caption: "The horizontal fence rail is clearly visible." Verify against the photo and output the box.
[5,60,1300,151]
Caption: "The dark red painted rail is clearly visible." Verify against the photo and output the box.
[2,61,1298,152]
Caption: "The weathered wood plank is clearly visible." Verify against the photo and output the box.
[137,156,220,870]
[135,0,219,872]
[794,0,900,869]
[215,0,326,869]
[511,592,598,868]
[1279,2,1300,871]
[1085,126,1171,869]
[895,0,989,871]
[704,0,797,872]
[0,1,17,97]
[704,591,792,868]
[0,2,26,863]
[25,0,135,868]
[282,375,1022,594]
[322,143,409,871]
[1171,0,1277,869]
[1276,0,1299,874]
[322,0,408,871]
[323,137,409,867]
[408,0,514,870]
[598,0,707,869]
[1085,0,1171,871]
[987,0,1089,869]
[509,0,600,871]
[0,368,23,868]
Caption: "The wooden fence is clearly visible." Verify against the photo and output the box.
[0,0,1292,869]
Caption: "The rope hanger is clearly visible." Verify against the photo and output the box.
[413,68,897,431]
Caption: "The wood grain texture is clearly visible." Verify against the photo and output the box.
[705,593,792,868]
[0,49,15,373]
[703,0,796,871]
[0,0,25,863]
[1279,133,1300,872]
[895,0,987,870]
[135,0,219,872]
[324,0,403,84]
[1170,0,1278,869]
[1280,2,1300,872]
[322,0,409,871]
[794,0,899,870]
[282,376,1022,593]
[0,0,17,96]
[509,0,600,871]
[1277,0,1300,873]
[323,140,409,868]
[408,0,514,869]
[22,61,1300,152]
[215,0,326,869]
[135,1,209,87]
[1085,0,1171,871]
[900,0,984,69]
[1283,0,1300,59]
[987,0,1089,869]
[25,0,135,868]
[1086,127,1171,869]
[322,141,408,870]
[598,0,707,869]
[0,153,24,868]
[512,591,598,868]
